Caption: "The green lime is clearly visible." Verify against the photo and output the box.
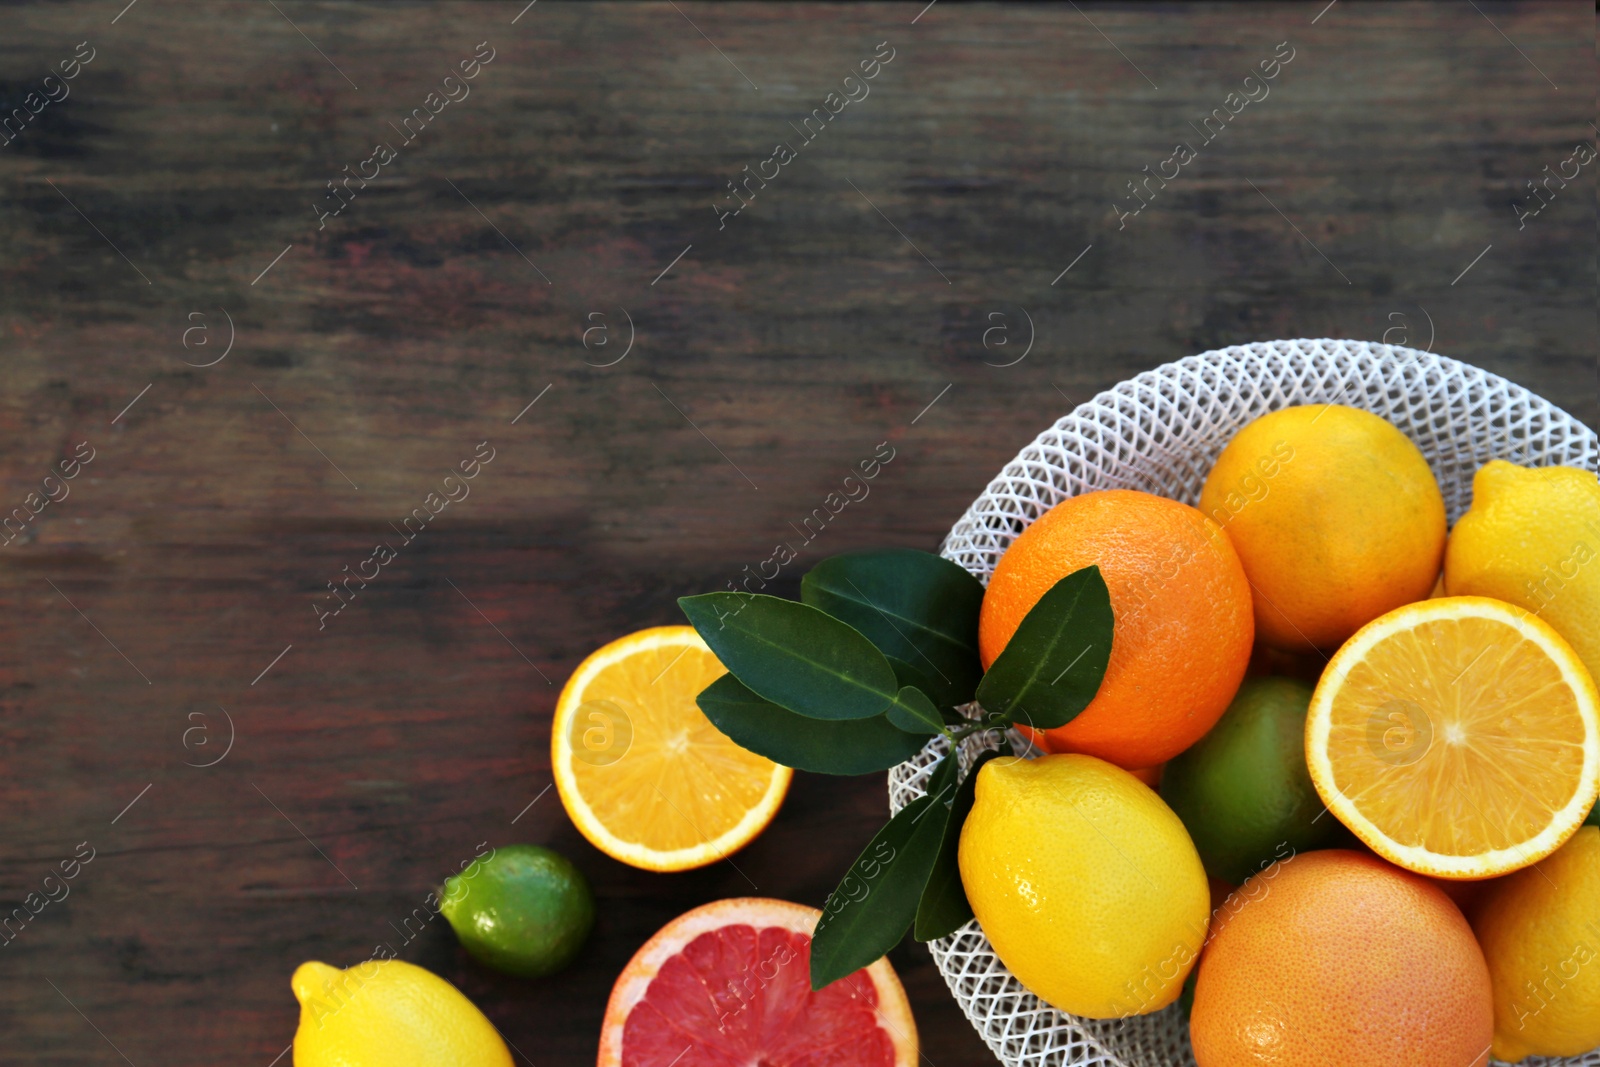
[440,844,595,978]
[1161,676,1345,884]
[1586,799,1598,827]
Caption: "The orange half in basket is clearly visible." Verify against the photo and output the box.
[1306,597,1600,879]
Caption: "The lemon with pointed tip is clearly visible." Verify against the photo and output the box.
[291,958,512,1067]
[958,753,1210,1018]
[1445,460,1600,685]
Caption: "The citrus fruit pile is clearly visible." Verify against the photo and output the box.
[957,405,1599,1065]
[283,402,1598,1067]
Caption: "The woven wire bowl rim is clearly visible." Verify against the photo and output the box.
[888,338,1599,1067]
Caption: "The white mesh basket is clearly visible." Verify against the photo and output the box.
[888,338,1600,1067]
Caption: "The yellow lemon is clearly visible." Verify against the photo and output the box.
[957,754,1209,1018]
[1471,826,1600,1062]
[1445,460,1600,685]
[291,958,512,1067]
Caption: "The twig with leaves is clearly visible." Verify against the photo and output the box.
[679,549,1114,989]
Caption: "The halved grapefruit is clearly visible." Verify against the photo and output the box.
[597,898,918,1067]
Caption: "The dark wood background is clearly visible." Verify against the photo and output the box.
[0,2,1592,1063]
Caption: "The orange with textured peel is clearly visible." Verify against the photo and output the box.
[979,489,1254,768]
[1200,403,1446,651]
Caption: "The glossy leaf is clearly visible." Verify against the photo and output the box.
[886,686,943,735]
[811,792,949,990]
[802,550,984,710]
[887,657,965,724]
[679,592,898,721]
[915,750,1003,941]
[974,566,1113,730]
[696,674,927,775]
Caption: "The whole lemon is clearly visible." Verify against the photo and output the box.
[1445,460,1600,684]
[1199,404,1446,651]
[291,958,512,1067]
[958,754,1210,1018]
[1471,826,1600,1062]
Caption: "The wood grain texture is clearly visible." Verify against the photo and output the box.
[0,1,1593,1063]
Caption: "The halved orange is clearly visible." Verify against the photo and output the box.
[1306,596,1600,879]
[552,626,790,872]
[597,898,918,1067]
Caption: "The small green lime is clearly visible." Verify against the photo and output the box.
[440,844,595,978]
[1161,676,1345,884]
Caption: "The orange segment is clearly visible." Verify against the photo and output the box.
[552,626,790,872]
[1307,597,1600,879]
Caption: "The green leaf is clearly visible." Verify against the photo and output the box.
[886,657,965,724]
[811,792,949,990]
[802,550,984,711]
[1586,799,1598,827]
[974,566,1113,730]
[679,592,898,721]
[886,686,943,735]
[696,674,927,775]
[915,750,1003,941]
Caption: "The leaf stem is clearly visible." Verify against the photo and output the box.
[944,713,1012,746]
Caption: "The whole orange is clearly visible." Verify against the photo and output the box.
[1190,849,1492,1067]
[1199,404,1446,651]
[978,489,1253,768]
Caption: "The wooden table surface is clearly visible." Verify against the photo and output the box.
[0,1,1592,1063]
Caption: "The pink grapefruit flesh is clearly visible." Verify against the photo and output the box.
[597,898,918,1067]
